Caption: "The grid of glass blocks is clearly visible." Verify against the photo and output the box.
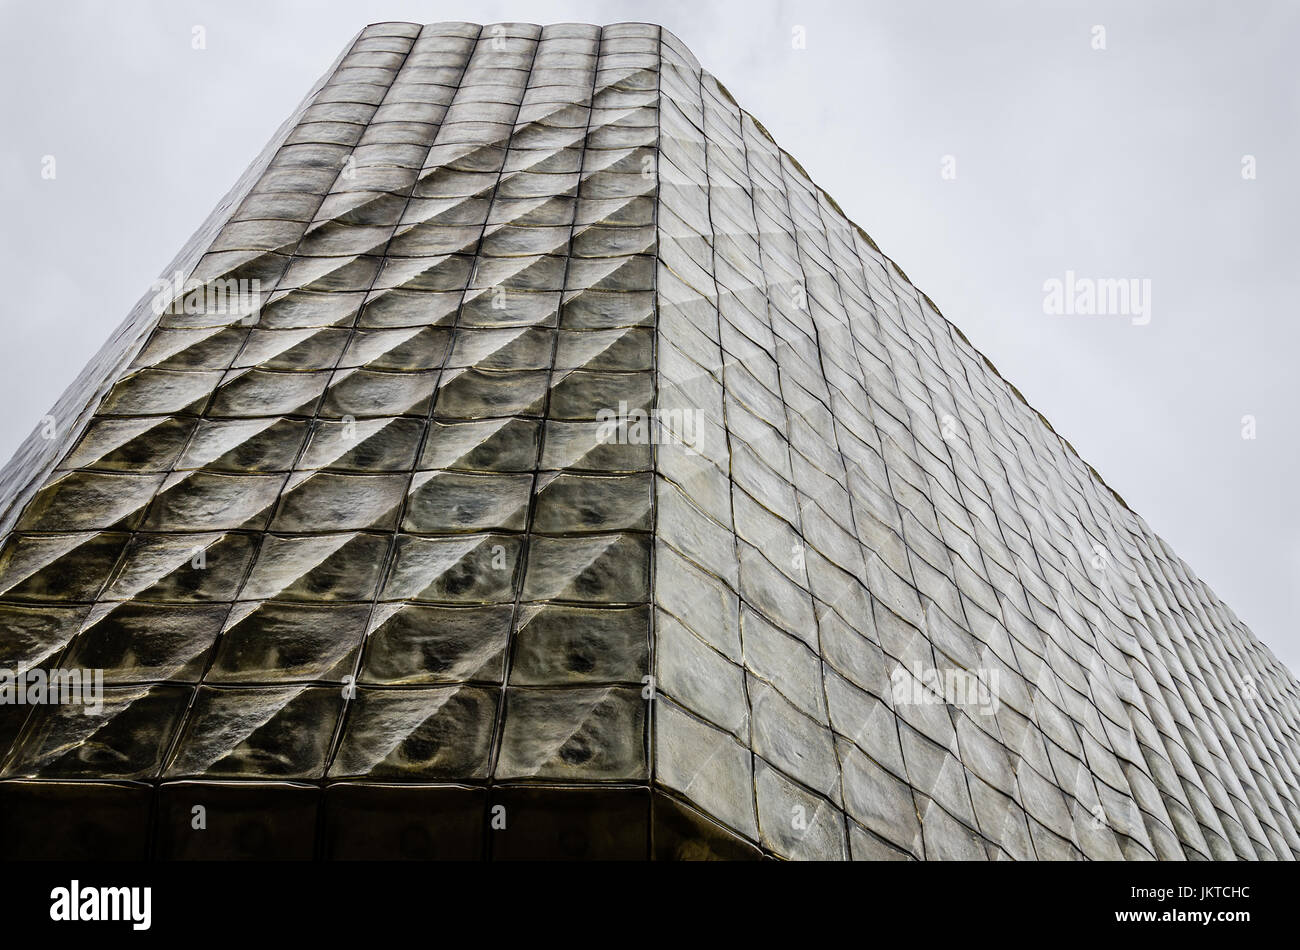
[1,21,1298,860]
[650,32,1300,862]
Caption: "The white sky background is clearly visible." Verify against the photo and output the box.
[0,0,1295,673]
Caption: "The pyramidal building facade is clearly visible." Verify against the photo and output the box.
[1,22,1297,861]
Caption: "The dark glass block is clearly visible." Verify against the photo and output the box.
[489,786,649,860]
[156,781,320,860]
[323,783,486,860]
[0,782,153,860]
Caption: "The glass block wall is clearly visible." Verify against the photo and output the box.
[0,21,1296,861]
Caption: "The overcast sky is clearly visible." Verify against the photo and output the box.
[1,0,1295,674]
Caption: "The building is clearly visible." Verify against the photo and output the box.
[0,21,1296,860]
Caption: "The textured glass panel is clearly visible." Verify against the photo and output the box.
[0,20,1294,863]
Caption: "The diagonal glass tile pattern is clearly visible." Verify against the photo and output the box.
[0,21,1297,861]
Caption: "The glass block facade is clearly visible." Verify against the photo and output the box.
[0,21,1297,860]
